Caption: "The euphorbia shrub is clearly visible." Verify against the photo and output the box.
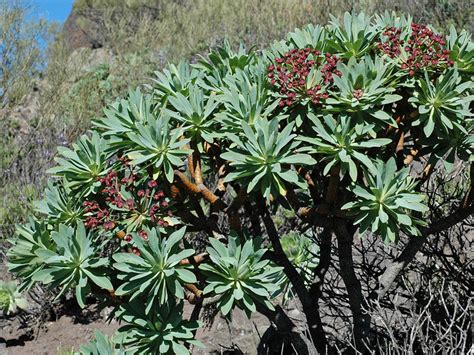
[7,12,473,354]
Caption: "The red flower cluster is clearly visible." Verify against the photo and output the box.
[377,27,403,57]
[268,48,341,107]
[378,23,453,76]
[321,53,341,84]
[83,201,110,229]
[83,159,173,233]
[138,230,148,241]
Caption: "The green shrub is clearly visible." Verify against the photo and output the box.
[0,0,52,108]
[6,10,474,355]
[2,0,471,241]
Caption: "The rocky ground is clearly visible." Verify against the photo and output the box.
[1,301,270,355]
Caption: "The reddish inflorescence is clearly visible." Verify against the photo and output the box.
[378,27,404,57]
[268,48,341,107]
[352,89,364,101]
[83,157,172,236]
[378,23,453,76]
[138,229,148,241]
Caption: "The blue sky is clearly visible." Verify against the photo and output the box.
[32,0,74,22]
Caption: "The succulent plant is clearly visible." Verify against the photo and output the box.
[35,179,85,226]
[299,113,391,180]
[31,222,113,307]
[200,233,283,317]
[409,69,472,137]
[222,118,315,199]
[76,330,127,355]
[0,281,28,315]
[151,61,200,104]
[8,217,55,291]
[47,132,111,196]
[326,12,377,59]
[113,227,196,313]
[217,65,277,131]
[126,114,190,182]
[165,84,220,144]
[325,56,401,127]
[116,300,202,355]
[195,39,257,90]
[342,158,428,243]
[94,89,158,150]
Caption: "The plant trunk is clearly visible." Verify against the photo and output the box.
[257,305,319,355]
[335,222,371,352]
[258,202,327,353]
[308,228,333,353]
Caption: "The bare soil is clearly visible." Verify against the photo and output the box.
[1,298,270,355]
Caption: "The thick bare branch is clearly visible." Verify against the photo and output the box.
[174,170,227,210]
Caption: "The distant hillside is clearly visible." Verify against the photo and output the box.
[63,1,162,49]
[63,0,472,51]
